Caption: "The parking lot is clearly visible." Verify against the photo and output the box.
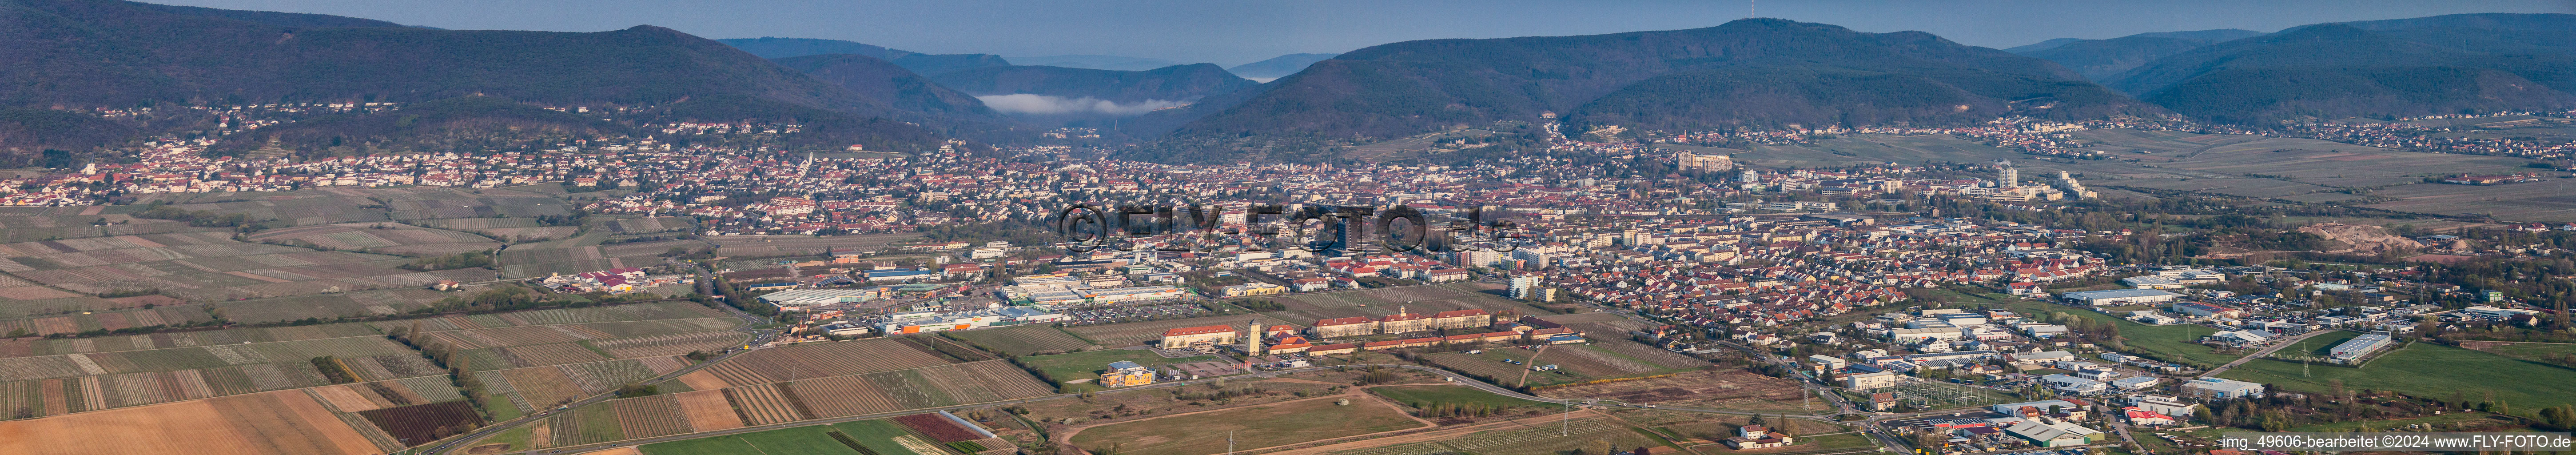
[1059,301,1214,326]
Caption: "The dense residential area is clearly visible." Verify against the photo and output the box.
[0,3,2573,455]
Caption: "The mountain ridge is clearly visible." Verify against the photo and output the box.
[1144,18,2158,162]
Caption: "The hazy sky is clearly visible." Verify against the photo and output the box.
[156,0,2576,66]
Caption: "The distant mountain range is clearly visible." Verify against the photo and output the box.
[715,37,1014,78]
[2,1,2568,164]
[1133,18,2158,161]
[2109,13,2576,124]
[1228,53,1341,81]
[0,0,988,156]
[768,54,1006,122]
[1008,55,1186,72]
[2012,29,2262,80]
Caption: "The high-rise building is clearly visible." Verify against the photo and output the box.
[1243,319,1265,356]
[1509,275,1542,300]
[1676,150,1736,172]
[1997,166,2020,188]
[2053,171,2097,199]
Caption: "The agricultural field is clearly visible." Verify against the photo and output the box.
[1368,384,1549,411]
[639,417,979,455]
[561,359,1049,446]
[130,191,391,227]
[0,206,223,243]
[494,218,708,278]
[354,400,484,445]
[1324,416,1668,455]
[215,288,465,326]
[1013,349,1220,387]
[670,338,954,388]
[0,386,400,455]
[0,331,442,418]
[406,217,581,243]
[371,301,728,332]
[2218,342,2576,410]
[0,302,216,335]
[2364,177,2576,222]
[1070,394,1428,455]
[1063,315,1301,347]
[0,231,493,322]
[481,356,690,411]
[942,324,1098,355]
[246,223,501,256]
[436,319,743,372]
[1532,368,1815,413]
[1420,343,1696,388]
[348,187,572,221]
[1277,283,1540,315]
[709,233,922,258]
[1730,130,2558,211]
[601,216,697,234]
[0,321,378,358]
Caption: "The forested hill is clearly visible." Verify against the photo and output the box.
[927,64,1259,103]
[2108,13,2576,124]
[0,0,986,152]
[770,54,1006,122]
[1145,18,2157,161]
[718,37,914,60]
[717,37,1014,76]
[2015,29,2262,81]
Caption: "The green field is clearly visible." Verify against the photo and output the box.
[639,418,948,455]
[1070,396,1427,455]
[1368,384,1548,410]
[2279,330,2364,356]
[2467,342,2576,365]
[1014,349,1218,386]
[2218,342,2576,410]
[944,325,1099,355]
[2000,299,2238,367]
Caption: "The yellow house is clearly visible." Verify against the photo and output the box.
[1100,361,1155,387]
[1220,282,1287,298]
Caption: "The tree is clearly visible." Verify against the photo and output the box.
[1585,440,1614,455]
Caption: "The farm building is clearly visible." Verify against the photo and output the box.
[2059,288,2180,306]
[1725,425,1796,449]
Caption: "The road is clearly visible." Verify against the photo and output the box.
[2200,329,2328,377]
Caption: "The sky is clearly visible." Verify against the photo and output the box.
[156,0,2576,66]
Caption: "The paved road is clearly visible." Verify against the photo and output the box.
[2201,329,2328,377]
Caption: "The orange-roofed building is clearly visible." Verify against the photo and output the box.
[1160,325,1239,352]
